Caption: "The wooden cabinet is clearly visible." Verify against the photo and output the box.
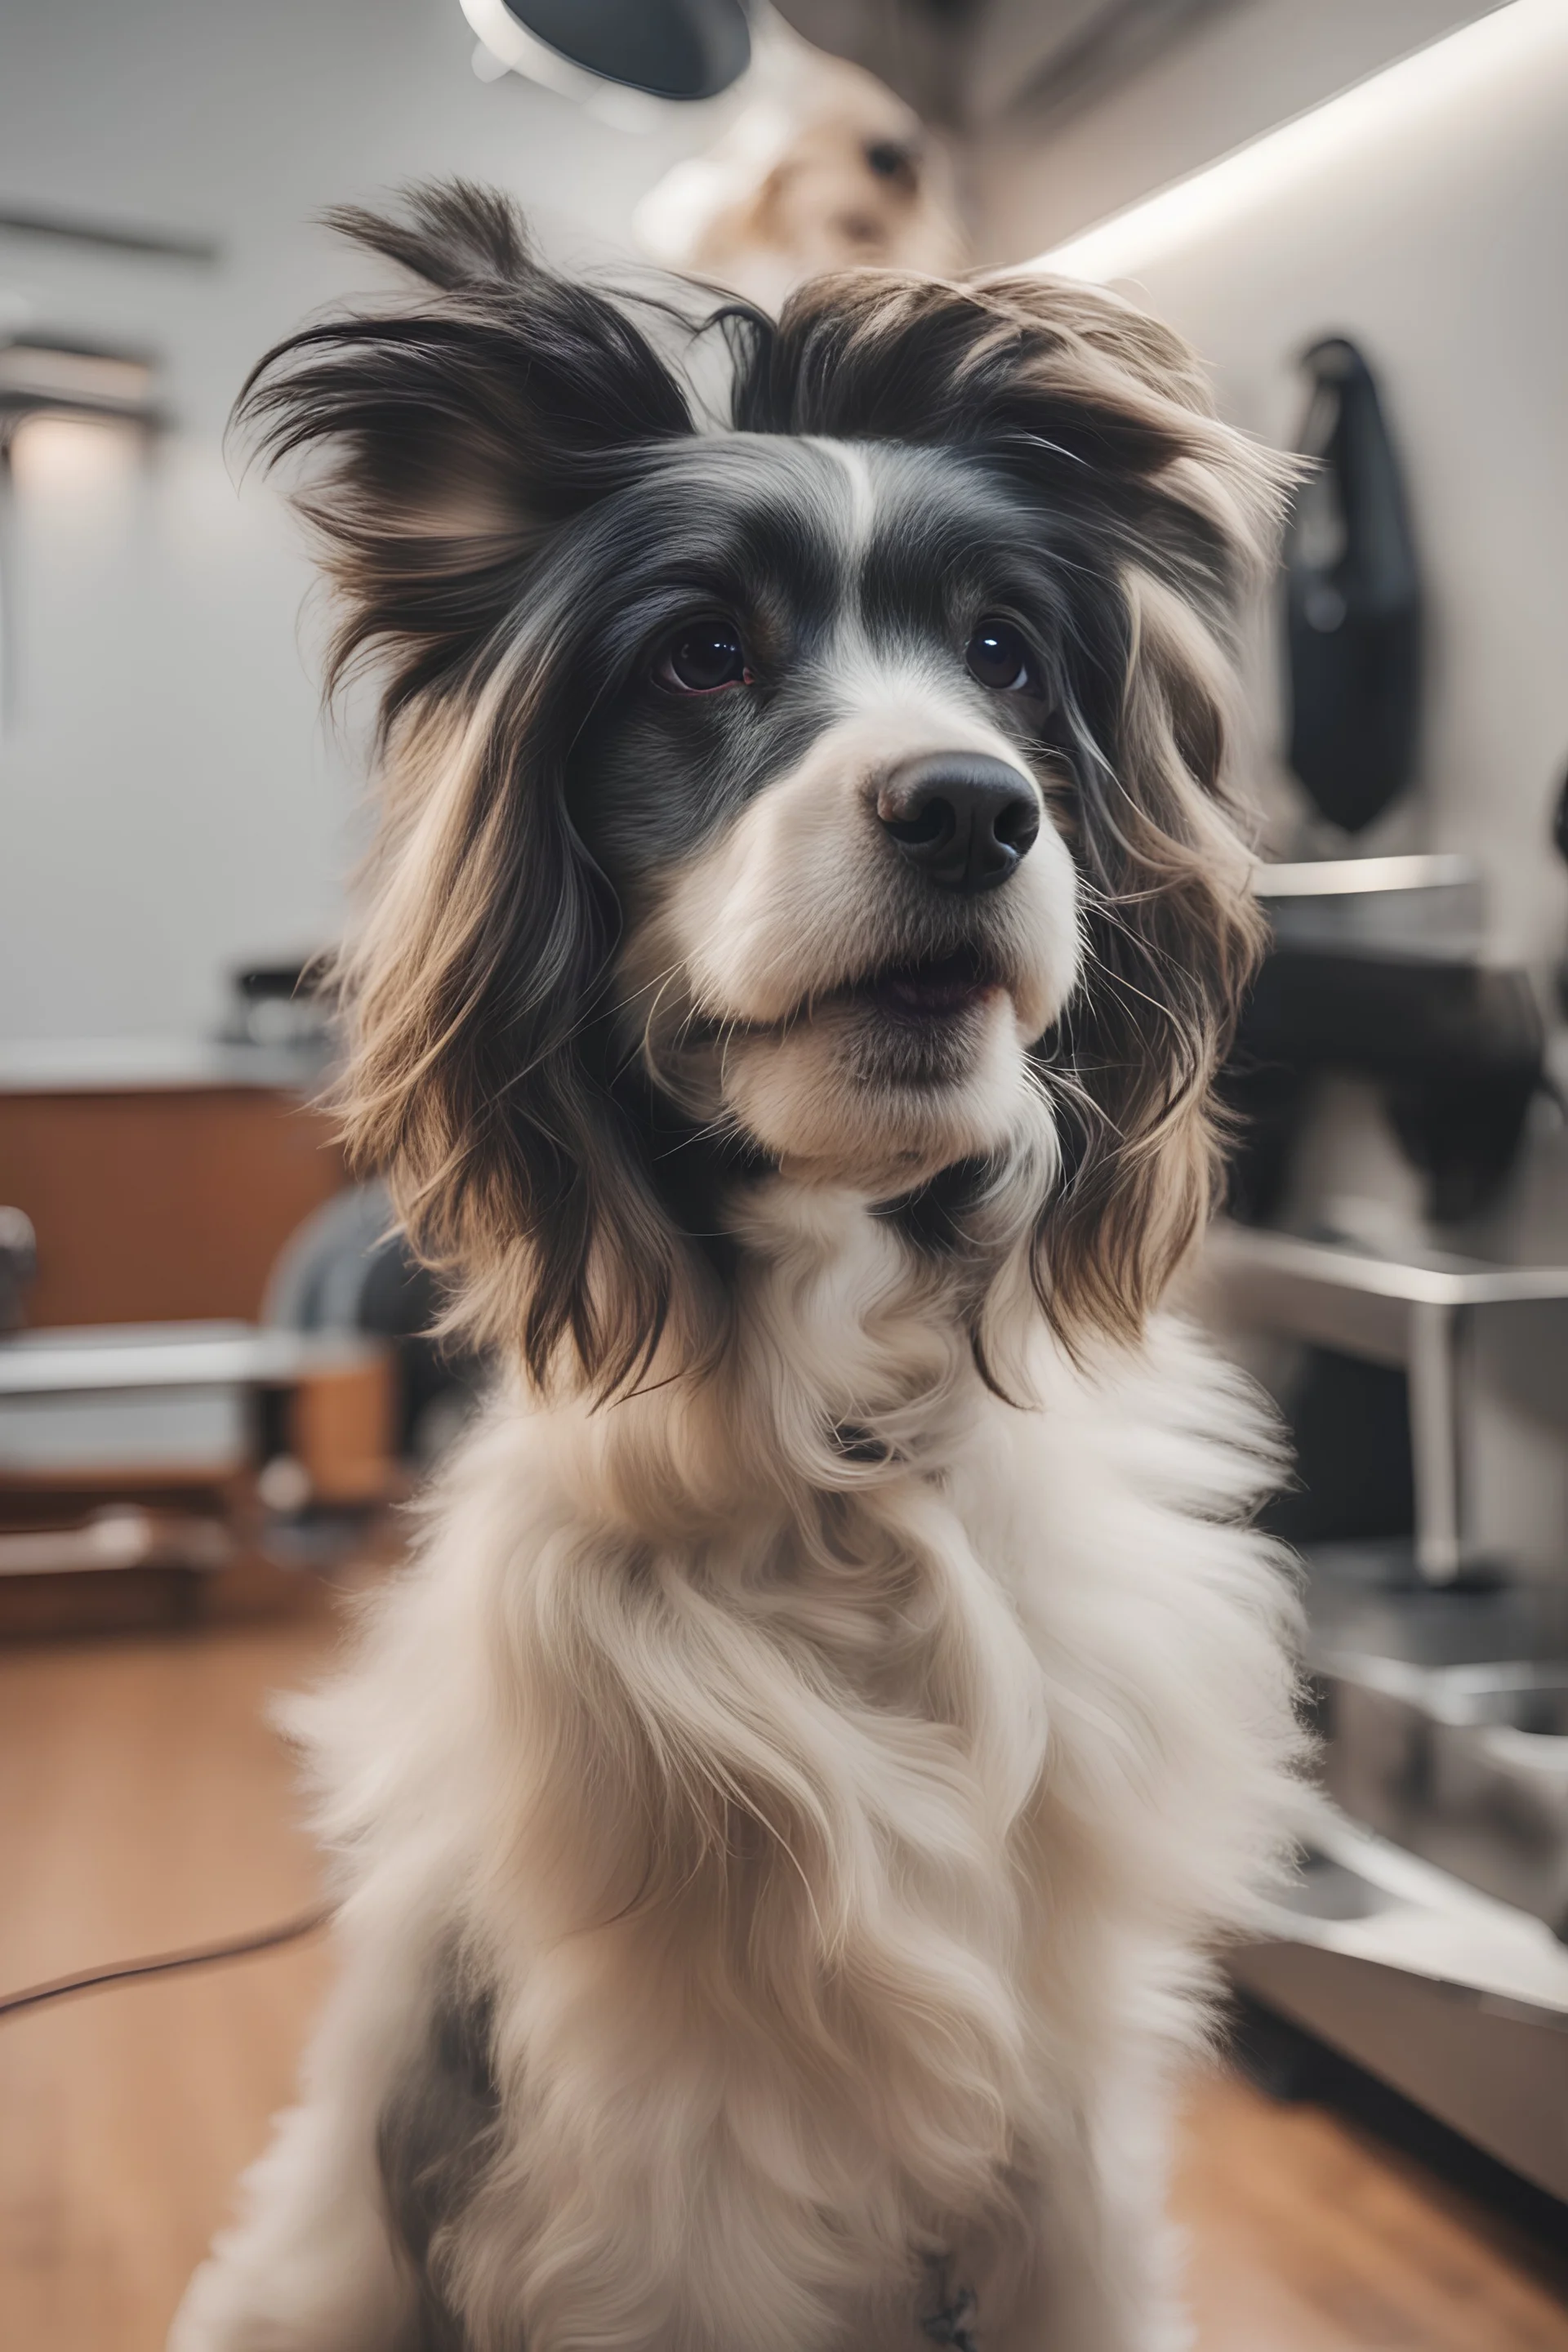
[0,1067,348,1328]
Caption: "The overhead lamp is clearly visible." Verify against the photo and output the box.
[461,0,752,105]
[0,335,162,726]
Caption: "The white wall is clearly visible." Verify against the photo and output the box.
[0,0,712,1044]
[965,0,1495,260]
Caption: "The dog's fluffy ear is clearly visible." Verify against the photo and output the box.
[738,269,1287,1343]
[238,180,693,731]
[238,183,704,1396]
[974,275,1287,1346]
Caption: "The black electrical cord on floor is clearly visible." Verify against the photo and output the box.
[0,1907,332,2020]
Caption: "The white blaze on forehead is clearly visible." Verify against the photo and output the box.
[808,436,878,560]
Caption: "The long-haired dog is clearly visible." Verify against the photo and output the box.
[174,183,1303,2352]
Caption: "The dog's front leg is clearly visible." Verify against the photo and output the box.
[167,1915,428,2352]
[984,2074,1192,2352]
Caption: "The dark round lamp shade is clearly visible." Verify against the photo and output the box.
[496,0,751,99]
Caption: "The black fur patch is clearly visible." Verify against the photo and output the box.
[377,1976,502,2350]
[920,2255,980,2351]
[877,1156,991,1257]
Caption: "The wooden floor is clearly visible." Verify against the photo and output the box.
[2,1594,1566,2352]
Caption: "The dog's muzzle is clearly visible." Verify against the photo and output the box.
[876,752,1040,896]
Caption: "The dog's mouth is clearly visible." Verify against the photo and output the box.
[662,946,1009,1058]
[850,945,1000,1026]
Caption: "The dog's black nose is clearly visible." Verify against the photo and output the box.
[876,754,1041,894]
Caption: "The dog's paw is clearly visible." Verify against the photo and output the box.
[167,2258,273,2352]
[167,2254,386,2352]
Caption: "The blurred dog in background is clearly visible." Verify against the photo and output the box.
[636,22,963,308]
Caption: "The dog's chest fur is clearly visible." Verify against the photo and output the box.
[307,1185,1294,2350]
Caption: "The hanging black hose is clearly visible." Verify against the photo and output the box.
[1284,336,1422,834]
[0,1908,330,2022]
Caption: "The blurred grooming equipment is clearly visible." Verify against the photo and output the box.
[987,0,1568,2209]
[461,0,751,104]
[264,1182,481,1472]
[1199,902,1568,2199]
[0,1312,398,1640]
[0,1320,393,1529]
[1200,1226,1568,1588]
[1227,858,1544,1232]
[1231,1810,1568,2201]
[0,1034,412,1637]
[1195,695,1568,2207]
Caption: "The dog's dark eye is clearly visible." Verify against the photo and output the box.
[966,621,1034,695]
[865,139,917,188]
[657,622,751,695]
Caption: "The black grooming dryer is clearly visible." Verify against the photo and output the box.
[1284,336,1422,836]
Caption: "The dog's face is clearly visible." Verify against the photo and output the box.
[567,436,1084,1193]
[243,185,1284,1392]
